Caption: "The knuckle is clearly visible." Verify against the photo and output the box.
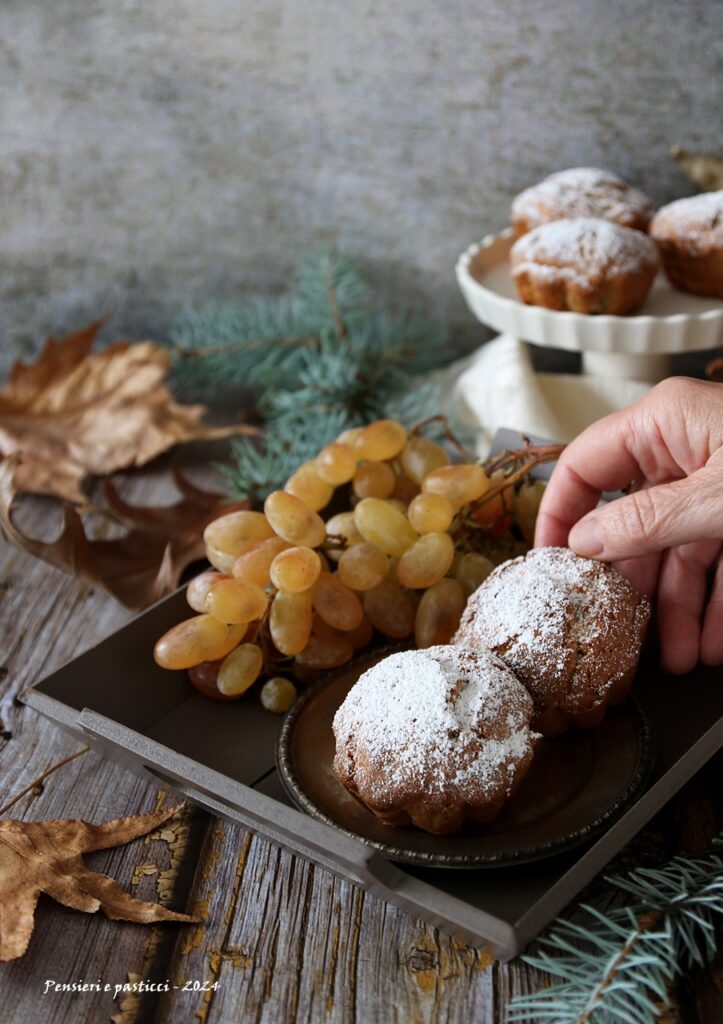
[648,376,710,427]
[615,489,666,544]
[647,377,679,412]
[650,375,695,404]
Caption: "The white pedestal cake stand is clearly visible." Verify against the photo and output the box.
[456,229,723,383]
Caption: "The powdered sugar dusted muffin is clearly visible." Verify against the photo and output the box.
[454,548,650,737]
[332,646,538,834]
[512,167,654,236]
[649,191,723,298]
[510,217,659,314]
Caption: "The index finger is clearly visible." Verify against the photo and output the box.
[534,409,643,548]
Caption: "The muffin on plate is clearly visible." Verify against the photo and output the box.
[332,646,538,835]
[510,217,659,314]
[512,167,654,236]
[454,547,650,737]
[649,191,723,298]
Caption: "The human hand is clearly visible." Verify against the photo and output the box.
[534,377,723,674]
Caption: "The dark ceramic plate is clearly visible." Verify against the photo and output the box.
[276,648,656,868]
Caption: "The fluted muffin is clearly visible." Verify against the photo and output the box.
[454,547,650,737]
[332,646,539,835]
[510,217,659,314]
[512,167,654,236]
[649,191,723,298]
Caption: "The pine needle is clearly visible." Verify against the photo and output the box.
[507,836,723,1024]
[169,251,455,498]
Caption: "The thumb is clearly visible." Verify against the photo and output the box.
[568,467,723,561]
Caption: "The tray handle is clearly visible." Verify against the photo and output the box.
[80,710,395,885]
[79,710,519,957]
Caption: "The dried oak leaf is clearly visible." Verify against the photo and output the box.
[0,803,199,962]
[0,319,256,502]
[0,459,249,609]
[671,145,723,192]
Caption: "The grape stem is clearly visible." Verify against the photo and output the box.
[253,599,295,677]
[452,440,566,542]
[323,534,348,555]
[409,415,476,461]
[482,438,566,480]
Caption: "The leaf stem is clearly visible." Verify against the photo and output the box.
[0,746,89,816]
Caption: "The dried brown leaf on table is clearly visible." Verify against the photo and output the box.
[0,458,250,609]
[0,803,199,962]
[0,319,258,503]
[671,145,723,192]
[706,356,723,383]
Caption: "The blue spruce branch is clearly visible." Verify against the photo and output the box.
[171,251,454,499]
[507,836,723,1024]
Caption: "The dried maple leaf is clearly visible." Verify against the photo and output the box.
[706,356,723,383]
[671,145,723,192]
[0,459,250,609]
[0,803,199,962]
[0,319,257,502]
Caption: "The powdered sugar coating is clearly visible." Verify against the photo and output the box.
[510,217,659,291]
[512,167,653,232]
[650,191,723,254]
[333,646,537,831]
[454,548,650,736]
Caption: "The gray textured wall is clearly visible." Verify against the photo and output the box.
[1,0,721,369]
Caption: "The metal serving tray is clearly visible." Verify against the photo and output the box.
[21,430,723,959]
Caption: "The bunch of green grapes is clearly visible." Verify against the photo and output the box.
[154,419,545,709]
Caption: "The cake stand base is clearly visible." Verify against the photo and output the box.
[581,350,673,383]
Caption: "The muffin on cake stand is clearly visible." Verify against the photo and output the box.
[456,228,723,383]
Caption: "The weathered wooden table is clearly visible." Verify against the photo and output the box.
[2,459,722,1024]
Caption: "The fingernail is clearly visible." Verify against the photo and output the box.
[569,517,603,556]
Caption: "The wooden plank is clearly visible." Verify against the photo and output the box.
[4,466,722,1022]
[0,470,213,1023]
[156,822,497,1024]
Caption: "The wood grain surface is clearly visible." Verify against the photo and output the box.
[1,459,722,1024]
